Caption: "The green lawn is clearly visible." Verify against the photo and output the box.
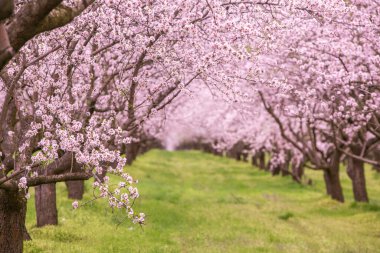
[25,150,380,253]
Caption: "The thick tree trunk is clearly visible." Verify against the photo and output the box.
[323,168,344,202]
[347,157,369,202]
[35,183,58,227]
[322,150,344,202]
[0,189,26,253]
[65,181,84,200]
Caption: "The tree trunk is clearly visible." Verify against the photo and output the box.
[242,153,248,162]
[236,152,241,161]
[23,224,31,241]
[251,154,258,166]
[281,160,291,177]
[323,150,344,202]
[35,183,58,227]
[271,163,281,176]
[347,157,369,202]
[0,189,26,253]
[258,152,265,170]
[266,160,271,172]
[323,168,344,203]
[126,142,140,165]
[323,169,344,202]
[65,181,84,200]
[291,161,304,182]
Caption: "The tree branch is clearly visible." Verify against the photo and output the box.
[27,172,92,187]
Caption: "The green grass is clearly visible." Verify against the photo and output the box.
[24,150,380,253]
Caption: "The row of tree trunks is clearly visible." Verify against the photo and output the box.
[243,148,372,204]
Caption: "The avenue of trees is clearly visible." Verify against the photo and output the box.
[0,0,378,252]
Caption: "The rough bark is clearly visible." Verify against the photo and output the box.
[322,150,345,202]
[23,225,31,241]
[323,150,344,202]
[0,189,26,253]
[347,156,369,202]
[65,180,84,200]
[35,183,58,227]
[323,169,344,202]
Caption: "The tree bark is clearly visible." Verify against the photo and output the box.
[251,154,258,166]
[347,156,369,202]
[35,183,58,227]
[0,189,26,253]
[23,224,31,241]
[323,150,344,202]
[65,180,84,200]
[126,142,140,165]
[323,169,344,202]
[323,168,344,202]
[258,152,266,170]
[291,161,304,182]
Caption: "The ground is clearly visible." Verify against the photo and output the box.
[24,150,380,253]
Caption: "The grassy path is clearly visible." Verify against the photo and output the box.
[25,150,380,253]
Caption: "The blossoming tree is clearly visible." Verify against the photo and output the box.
[0,0,359,252]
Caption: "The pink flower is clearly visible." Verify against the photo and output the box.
[72,201,79,209]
